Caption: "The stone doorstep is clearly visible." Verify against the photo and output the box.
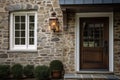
[64,74,120,80]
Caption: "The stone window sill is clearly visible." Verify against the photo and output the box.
[7,50,38,53]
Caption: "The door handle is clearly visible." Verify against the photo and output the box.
[103,40,108,53]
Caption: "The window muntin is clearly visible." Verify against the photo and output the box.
[29,16,35,45]
[14,16,26,45]
[10,12,37,50]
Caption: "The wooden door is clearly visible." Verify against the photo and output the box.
[80,17,109,70]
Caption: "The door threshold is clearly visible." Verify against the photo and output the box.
[77,71,114,74]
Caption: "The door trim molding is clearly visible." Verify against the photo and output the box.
[75,12,113,72]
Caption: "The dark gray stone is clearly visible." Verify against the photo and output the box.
[5,5,14,11]
[42,29,46,32]
[5,4,21,11]
[51,38,60,41]
[27,4,32,9]
[21,4,26,9]
[34,5,39,10]
[40,54,47,56]
[0,54,8,58]
[13,4,21,10]
[0,0,6,3]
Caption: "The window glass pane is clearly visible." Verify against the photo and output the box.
[13,13,35,47]
[21,16,25,22]
[15,38,20,44]
[29,23,34,30]
[21,38,25,44]
[21,23,25,30]
[29,16,34,22]
[15,16,20,22]
[15,31,20,37]
[29,38,34,45]
[29,31,34,37]
[21,31,25,37]
[15,24,20,30]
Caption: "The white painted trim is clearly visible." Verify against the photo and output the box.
[10,11,37,51]
[10,13,13,50]
[75,12,113,72]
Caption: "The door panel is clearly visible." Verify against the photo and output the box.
[80,17,109,70]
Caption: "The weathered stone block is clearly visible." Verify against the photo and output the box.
[0,0,65,74]
[0,54,8,58]
[0,0,6,3]
[5,5,15,11]
[26,4,32,9]
[51,38,60,41]
[34,5,39,10]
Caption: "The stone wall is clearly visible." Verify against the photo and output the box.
[0,0,75,74]
[114,12,120,76]
[0,0,120,76]
[63,13,76,73]
[0,0,65,68]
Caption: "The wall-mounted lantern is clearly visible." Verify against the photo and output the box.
[49,12,59,32]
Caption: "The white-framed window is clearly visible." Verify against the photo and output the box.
[10,11,37,51]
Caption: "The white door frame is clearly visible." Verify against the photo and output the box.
[75,12,113,72]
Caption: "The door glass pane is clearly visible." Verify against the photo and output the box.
[21,23,25,30]
[15,24,20,30]
[89,40,94,47]
[83,22,104,47]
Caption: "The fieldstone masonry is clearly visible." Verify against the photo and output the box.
[0,0,120,77]
[0,0,64,68]
[63,13,76,73]
[114,12,120,76]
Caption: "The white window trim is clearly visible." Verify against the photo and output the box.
[10,11,37,51]
[75,12,113,72]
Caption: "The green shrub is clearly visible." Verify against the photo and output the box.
[0,65,10,79]
[11,64,23,79]
[34,65,50,80]
[23,65,34,78]
[50,60,63,71]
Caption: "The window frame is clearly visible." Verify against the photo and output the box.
[10,11,37,51]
